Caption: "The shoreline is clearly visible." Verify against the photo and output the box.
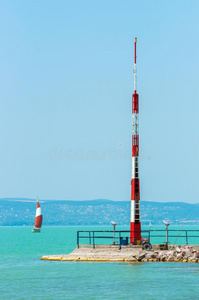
[41,244,199,263]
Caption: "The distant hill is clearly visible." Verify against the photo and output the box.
[0,198,199,226]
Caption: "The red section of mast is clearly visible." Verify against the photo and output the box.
[134,37,137,65]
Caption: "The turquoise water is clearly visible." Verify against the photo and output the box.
[1,226,199,299]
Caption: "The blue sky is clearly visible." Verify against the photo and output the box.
[0,0,199,202]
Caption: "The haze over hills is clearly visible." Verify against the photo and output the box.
[0,198,199,226]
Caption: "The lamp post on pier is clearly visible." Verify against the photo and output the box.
[111,221,117,245]
[163,220,170,249]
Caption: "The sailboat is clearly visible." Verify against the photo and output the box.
[149,221,152,230]
[32,198,43,233]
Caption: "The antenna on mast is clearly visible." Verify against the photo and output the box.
[134,37,137,92]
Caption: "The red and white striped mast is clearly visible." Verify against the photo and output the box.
[130,37,141,244]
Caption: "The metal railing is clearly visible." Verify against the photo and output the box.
[149,229,199,246]
[77,229,199,249]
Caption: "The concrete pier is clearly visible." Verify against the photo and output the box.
[41,244,199,263]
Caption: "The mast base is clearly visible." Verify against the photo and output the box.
[130,222,141,244]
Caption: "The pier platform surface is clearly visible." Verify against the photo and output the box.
[41,244,199,263]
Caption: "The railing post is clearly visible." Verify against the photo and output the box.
[77,231,79,249]
[166,228,169,249]
[93,231,95,249]
[148,230,151,243]
[119,231,121,250]
[186,230,188,245]
[89,231,91,245]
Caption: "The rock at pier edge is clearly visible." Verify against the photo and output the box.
[41,245,199,263]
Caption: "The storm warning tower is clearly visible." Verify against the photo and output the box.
[130,37,141,244]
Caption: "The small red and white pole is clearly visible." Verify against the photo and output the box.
[130,37,141,244]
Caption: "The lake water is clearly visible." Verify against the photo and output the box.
[1,226,199,299]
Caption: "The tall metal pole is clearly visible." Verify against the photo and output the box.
[113,224,116,245]
[111,221,116,245]
[164,221,170,249]
[130,37,141,244]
